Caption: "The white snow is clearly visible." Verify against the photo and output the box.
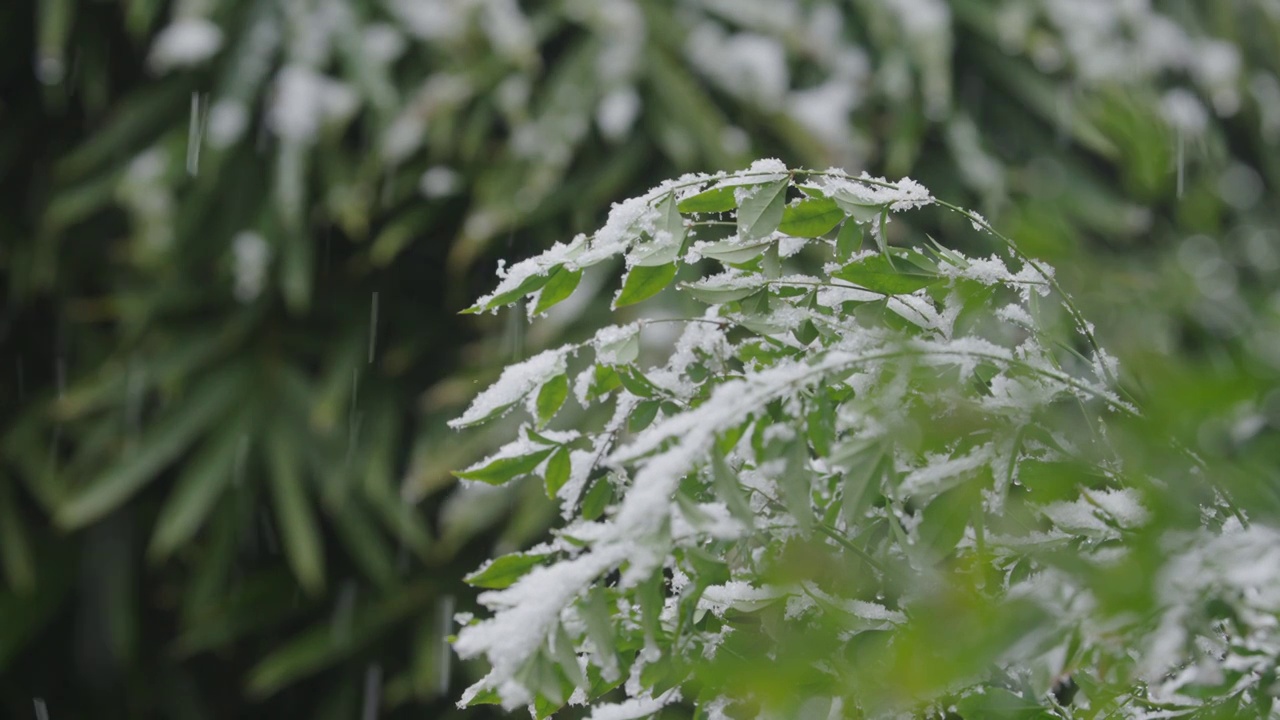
[231,232,270,303]
[149,18,224,72]
[585,694,677,720]
[420,166,462,198]
[269,65,358,143]
[449,348,571,428]
[597,87,642,141]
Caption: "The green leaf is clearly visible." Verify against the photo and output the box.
[0,477,35,594]
[918,482,979,561]
[696,238,774,264]
[633,193,687,267]
[532,266,583,315]
[517,650,567,708]
[581,477,613,521]
[147,419,249,562]
[617,367,659,398]
[837,444,888,525]
[464,688,503,707]
[465,552,550,589]
[579,588,618,676]
[780,435,813,532]
[711,451,754,525]
[677,185,737,213]
[629,400,662,434]
[681,279,764,304]
[552,621,586,689]
[737,179,788,240]
[266,434,325,595]
[805,390,836,457]
[245,582,433,699]
[454,447,556,484]
[173,571,308,656]
[615,262,678,308]
[535,374,569,427]
[330,499,397,589]
[544,448,572,499]
[833,254,940,295]
[55,363,246,529]
[779,196,844,237]
[835,221,862,261]
[466,272,554,314]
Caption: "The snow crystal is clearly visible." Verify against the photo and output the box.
[449,348,570,428]
[1040,488,1148,535]
[149,18,224,72]
[698,582,783,616]
[591,323,641,365]
[585,694,677,720]
[899,444,995,497]
[1086,488,1149,528]
[809,172,934,215]
[609,353,854,544]
[996,303,1034,328]
[471,235,586,312]
[673,502,744,541]
[938,254,1011,286]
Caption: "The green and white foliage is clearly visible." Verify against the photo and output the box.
[446,162,1278,718]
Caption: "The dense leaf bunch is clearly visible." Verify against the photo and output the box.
[5,0,1280,717]
[449,163,1240,717]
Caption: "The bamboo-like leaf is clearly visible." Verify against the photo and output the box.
[331,499,398,589]
[56,363,247,529]
[148,413,252,562]
[245,582,434,699]
[465,552,550,589]
[0,477,35,594]
[454,447,556,485]
[266,433,326,595]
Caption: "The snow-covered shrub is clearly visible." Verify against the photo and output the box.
[445,162,1279,718]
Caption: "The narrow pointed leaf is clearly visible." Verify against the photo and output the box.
[533,267,583,315]
[266,434,325,595]
[535,374,569,427]
[454,448,556,484]
[465,552,550,589]
[544,448,572,499]
[56,364,246,529]
[148,419,249,562]
[615,262,677,308]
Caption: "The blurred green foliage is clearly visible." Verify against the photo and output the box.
[0,0,1277,718]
